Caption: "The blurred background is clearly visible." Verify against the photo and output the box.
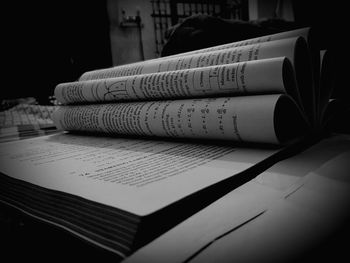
[2,0,346,104]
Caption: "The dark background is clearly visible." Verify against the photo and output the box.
[3,0,112,104]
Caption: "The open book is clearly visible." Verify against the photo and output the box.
[53,27,334,144]
[0,27,334,258]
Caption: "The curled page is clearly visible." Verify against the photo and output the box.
[159,27,312,60]
[55,57,295,105]
[78,37,312,123]
[79,37,304,81]
[79,27,311,79]
[53,94,308,145]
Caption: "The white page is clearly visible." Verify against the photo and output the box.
[285,151,350,220]
[124,134,350,262]
[190,151,350,263]
[190,199,323,263]
[156,27,310,61]
[254,134,350,193]
[53,95,283,144]
[56,57,288,104]
[0,133,279,216]
[188,135,350,263]
[79,38,300,80]
[123,180,283,263]
[80,28,310,81]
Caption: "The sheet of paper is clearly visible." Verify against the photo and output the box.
[56,58,287,104]
[190,199,324,263]
[54,95,283,144]
[285,151,350,222]
[0,133,279,216]
[124,134,350,262]
[255,134,350,193]
[80,28,310,80]
[187,134,350,263]
[123,180,282,263]
[190,150,350,263]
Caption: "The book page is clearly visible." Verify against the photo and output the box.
[79,37,301,81]
[0,133,280,216]
[55,57,291,104]
[123,181,280,263]
[77,37,312,122]
[188,146,350,263]
[79,27,310,81]
[53,95,291,144]
[159,27,311,60]
[123,134,350,263]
